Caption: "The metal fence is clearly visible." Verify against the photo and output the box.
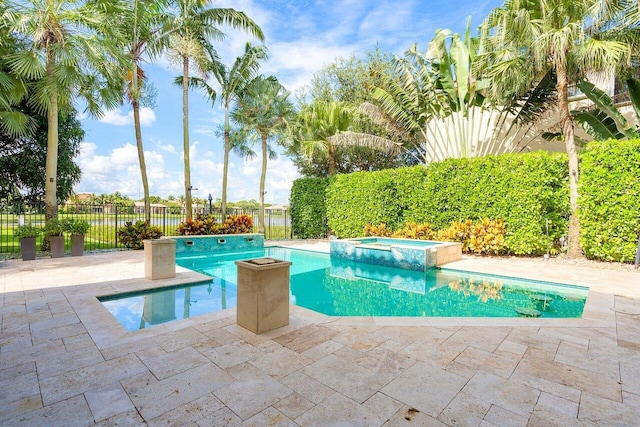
[0,204,293,254]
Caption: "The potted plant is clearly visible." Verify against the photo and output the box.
[42,218,65,258]
[63,218,90,256]
[14,223,41,261]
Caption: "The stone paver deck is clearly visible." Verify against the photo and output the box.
[1,242,639,426]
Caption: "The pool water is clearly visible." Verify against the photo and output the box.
[100,247,588,331]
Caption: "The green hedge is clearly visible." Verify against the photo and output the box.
[326,168,410,238]
[290,177,329,238]
[579,139,640,262]
[325,152,569,255]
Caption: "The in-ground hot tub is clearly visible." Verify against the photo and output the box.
[330,237,461,271]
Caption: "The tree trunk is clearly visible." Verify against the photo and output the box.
[328,144,336,176]
[259,132,267,234]
[556,60,582,258]
[182,55,193,220]
[221,102,230,218]
[44,46,59,221]
[133,99,151,223]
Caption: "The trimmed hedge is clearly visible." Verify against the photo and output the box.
[290,177,329,238]
[325,168,408,238]
[325,152,569,255]
[579,139,640,262]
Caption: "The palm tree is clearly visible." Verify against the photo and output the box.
[4,0,124,220]
[230,76,294,233]
[294,101,400,176]
[186,42,267,217]
[478,0,631,257]
[168,0,263,220]
[0,6,33,138]
[119,0,172,223]
[211,43,267,217]
[358,49,442,165]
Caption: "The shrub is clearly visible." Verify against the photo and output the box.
[290,177,329,238]
[327,152,568,255]
[437,220,474,251]
[176,214,219,235]
[14,223,41,239]
[364,218,507,255]
[42,218,64,237]
[62,218,90,235]
[468,218,506,255]
[363,223,393,237]
[579,139,640,262]
[117,221,163,249]
[224,214,253,234]
[392,222,436,240]
[326,168,407,238]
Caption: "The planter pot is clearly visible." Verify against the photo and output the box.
[49,235,65,258]
[71,234,84,256]
[19,237,37,261]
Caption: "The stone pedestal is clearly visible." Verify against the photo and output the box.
[235,258,292,334]
[144,239,176,280]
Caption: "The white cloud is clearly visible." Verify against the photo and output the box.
[156,143,177,154]
[98,107,156,127]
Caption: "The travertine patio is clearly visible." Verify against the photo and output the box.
[1,241,639,426]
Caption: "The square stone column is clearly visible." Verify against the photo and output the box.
[235,258,292,334]
[144,239,176,280]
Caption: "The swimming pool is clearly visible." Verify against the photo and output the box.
[100,247,588,330]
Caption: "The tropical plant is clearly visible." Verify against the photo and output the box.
[118,0,172,223]
[176,214,217,235]
[4,0,125,222]
[358,46,443,164]
[230,75,295,233]
[183,43,267,216]
[360,24,555,164]
[292,101,400,176]
[572,78,640,140]
[209,43,267,216]
[13,223,41,239]
[0,6,33,138]
[224,214,253,234]
[62,218,90,235]
[478,0,631,257]
[0,107,83,205]
[117,221,163,249]
[42,218,64,237]
[167,0,263,220]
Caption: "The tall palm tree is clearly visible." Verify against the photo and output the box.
[295,101,400,176]
[478,0,631,257]
[5,0,124,220]
[168,0,263,220]
[119,0,172,223]
[186,43,267,217]
[231,75,294,233]
[210,43,267,217]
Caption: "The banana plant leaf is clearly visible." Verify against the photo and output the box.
[576,80,639,139]
[574,109,626,141]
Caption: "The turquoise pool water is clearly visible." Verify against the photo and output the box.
[100,247,588,331]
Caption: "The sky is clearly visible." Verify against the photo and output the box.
[75,0,502,204]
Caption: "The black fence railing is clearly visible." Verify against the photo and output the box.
[0,204,293,254]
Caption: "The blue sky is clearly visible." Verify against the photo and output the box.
[76,0,501,204]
